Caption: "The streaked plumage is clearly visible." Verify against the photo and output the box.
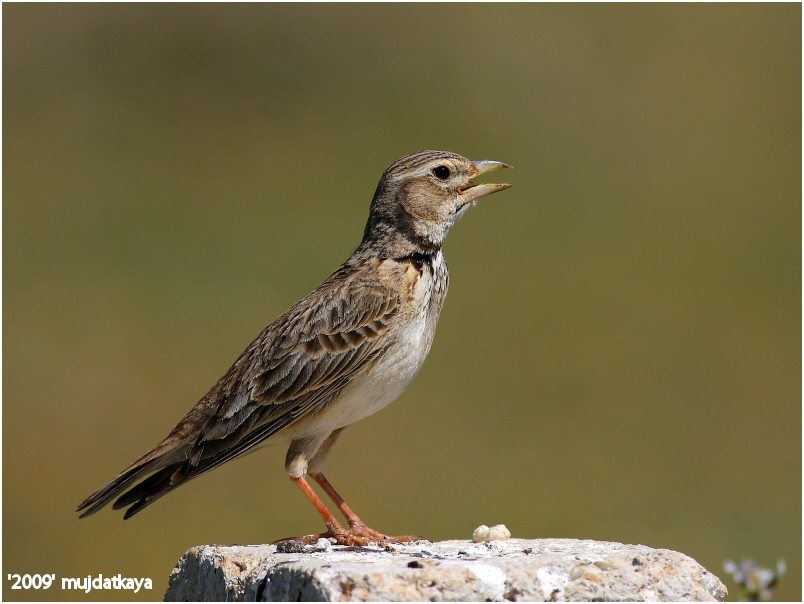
[77,150,511,544]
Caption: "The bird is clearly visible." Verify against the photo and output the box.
[76,150,512,546]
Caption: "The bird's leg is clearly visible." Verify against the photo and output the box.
[311,472,423,543]
[285,476,372,546]
[280,435,422,546]
[310,472,382,537]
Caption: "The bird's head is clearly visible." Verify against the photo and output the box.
[362,150,512,255]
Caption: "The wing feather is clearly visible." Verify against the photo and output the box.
[77,262,403,518]
[190,268,399,463]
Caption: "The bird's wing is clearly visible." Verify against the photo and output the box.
[186,264,400,464]
[75,263,401,518]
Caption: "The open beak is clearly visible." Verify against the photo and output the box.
[458,159,513,203]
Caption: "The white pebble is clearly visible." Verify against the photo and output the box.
[473,524,511,542]
[488,524,511,540]
[313,538,332,551]
[473,525,491,542]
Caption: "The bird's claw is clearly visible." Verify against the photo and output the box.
[347,521,424,545]
[275,524,425,548]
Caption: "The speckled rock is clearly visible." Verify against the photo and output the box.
[164,538,727,601]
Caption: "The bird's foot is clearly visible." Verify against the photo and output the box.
[347,520,424,545]
[274,523,425,548]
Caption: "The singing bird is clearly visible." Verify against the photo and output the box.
[77,150,512,545]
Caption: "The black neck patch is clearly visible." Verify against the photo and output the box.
[393,251,437,273]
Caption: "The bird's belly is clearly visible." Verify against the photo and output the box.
[299,312,434,436]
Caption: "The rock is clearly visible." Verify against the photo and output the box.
[165,538,727,601]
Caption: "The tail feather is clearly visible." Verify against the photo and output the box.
[111,463,189,519]
[76,458,161,518]
[78,443,213,519]
[77,398,294,519]
[76,443,185,519]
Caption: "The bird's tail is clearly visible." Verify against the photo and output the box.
[75,442,189,519]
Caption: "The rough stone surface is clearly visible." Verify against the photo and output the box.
[165,538,727,602]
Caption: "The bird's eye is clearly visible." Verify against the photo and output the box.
[432,165,451,180]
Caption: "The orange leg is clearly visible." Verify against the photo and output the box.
[277,474,424,546]
[286,476,372,546]
[311,472,422,543]
[311,473,367,526]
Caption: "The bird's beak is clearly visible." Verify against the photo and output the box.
[459,160,513,203]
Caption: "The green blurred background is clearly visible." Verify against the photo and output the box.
[4,4,800,601]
